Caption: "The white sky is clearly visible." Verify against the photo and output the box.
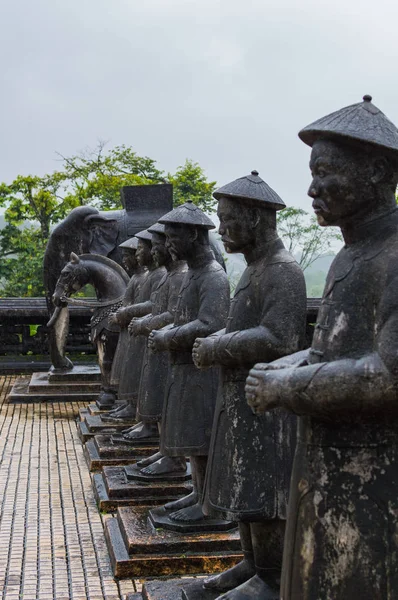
[1,0,398,212]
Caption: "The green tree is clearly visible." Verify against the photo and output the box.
[277,206,341,271]
[0,144,218,297]
[168,159,217,212]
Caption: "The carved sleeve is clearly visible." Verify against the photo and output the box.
[213,262,307,367]
[275,271,398,418]
[164,271,230,350]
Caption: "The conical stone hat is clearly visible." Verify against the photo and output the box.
[135,229,152,241]
[119,236,138,250]
[147,222,166,235]
[159,201,215,230]
[213,170,285,211]
[299,95,398,156]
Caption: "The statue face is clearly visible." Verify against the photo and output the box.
[151,232,169,267]
[136,239,152,266]
[121,249,138,273]
[308,140,375,227]
[217,196,256,253]
[164,224,195,261]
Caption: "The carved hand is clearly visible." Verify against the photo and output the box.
[192,337,214,369]
[108,312,118,326]
[148,329,167,352]
[128,317,144,336]
[245,365,282,415]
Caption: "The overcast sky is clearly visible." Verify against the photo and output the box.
[1,0,398,211]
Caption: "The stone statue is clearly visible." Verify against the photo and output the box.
[148,201,230,521]
[126,222,188,473]
[52,252,129,404]
[105,236,147,408]
[192,172,307,599]
[44,184,173,370]
[104,229,166,425]
[245,96,398,599]
[44,206,117,370]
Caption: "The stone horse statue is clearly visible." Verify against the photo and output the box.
[52,252,129,404]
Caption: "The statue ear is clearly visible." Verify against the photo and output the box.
[70,252,80,264]
[83,214,118,227]
[371,157,390,185]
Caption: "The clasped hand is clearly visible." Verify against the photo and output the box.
[192,337,214,369]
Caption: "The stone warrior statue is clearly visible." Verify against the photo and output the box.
[104,229,166,425]
[192,172,306,599]
[128,222,188,474]
[148,201,230,521]
[105,236,147,408]
[246,96,398,599]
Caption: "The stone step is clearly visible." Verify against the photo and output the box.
[104,507,242,578]
[84,437,158,472]
[93,467,192,512]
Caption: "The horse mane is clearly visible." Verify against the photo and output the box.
[77,254,130,284]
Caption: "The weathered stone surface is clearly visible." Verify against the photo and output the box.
[93,467,192,512]
[104,506,242,578]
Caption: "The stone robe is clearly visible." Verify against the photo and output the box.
[160,255,230,456]
[110,269,147,389]
[204,238,306,522]
[118,266,166,406]
[279,210,398,599]
[137,261,188,421]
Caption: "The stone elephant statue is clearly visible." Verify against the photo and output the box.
[44,184,174,370]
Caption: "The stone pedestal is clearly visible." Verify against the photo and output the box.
[84,435,159,472]
[149,506,235,534]
[77,413,138,443]
[7,365,101,403]
[104,506,242,578]
[93,465,192,512]
[126,578,219,600]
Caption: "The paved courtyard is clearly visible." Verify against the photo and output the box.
[0,375,138,600]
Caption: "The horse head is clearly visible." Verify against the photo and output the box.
[52,252,90,307]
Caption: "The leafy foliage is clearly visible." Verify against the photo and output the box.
[277,206,341,271]
[0,144,217,296]
[0,225,46,296]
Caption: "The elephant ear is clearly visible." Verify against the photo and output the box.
[83,214,119,256]
[70,252,80,264]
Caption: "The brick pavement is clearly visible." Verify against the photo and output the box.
[0,376,138,600]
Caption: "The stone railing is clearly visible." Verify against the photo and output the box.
[0,297,321,372]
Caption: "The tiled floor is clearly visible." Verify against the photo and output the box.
[0,376,137,600]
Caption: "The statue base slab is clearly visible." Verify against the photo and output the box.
[125,463,191,482]
[48,364,101,381]
[181,579,222,600]
[84,435,158,471]
[149,506,236,534]
[82,401,125,417]
[77,413,137,444]
[93,466,193,512]
[7,367,101,403]
[104,506,242,578]
[126,578,219,600]
[110,433,159,446]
